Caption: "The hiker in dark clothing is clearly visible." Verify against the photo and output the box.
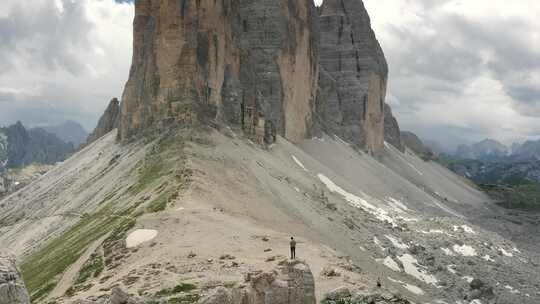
[290,237,296,259]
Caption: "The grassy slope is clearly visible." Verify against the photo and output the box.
[21,129,197,303]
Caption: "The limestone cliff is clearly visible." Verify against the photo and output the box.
[0,254,30,304]
[316,0,389,153]
[384,104,404,151]
[86,98,121,145]
[119,0,319,144]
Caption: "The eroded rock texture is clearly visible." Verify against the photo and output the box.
[384,104,404,151]
[201,260,316,304]
[119,0,319,144]
[401,131,437,161]
[0,254,30,304]
[87,98,121,145]
[316,0,389,153]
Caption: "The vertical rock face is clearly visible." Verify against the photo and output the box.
[87,98,121,145]
[384,104,404,151]
[0,255,30,304]
[119,0,319,144]
[316,0,389,153]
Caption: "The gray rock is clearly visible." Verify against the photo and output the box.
[86,98,121,145]
[0,254,30,304]
[325,286,351,300]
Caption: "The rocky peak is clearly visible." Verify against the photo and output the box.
[119,0,319,144]
[86,98,121,145]
[315,0,390,153]
[0,254,30,304]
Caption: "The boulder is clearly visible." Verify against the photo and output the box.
[200,260,316,304]
[0,254,30,304]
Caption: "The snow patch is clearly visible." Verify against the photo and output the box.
[397,254,438,285]
[385,235,409,249]
[447,265,457,274]
[499,248,513,257]
[386,197,409,212]
[388,277,425,295]
[462,276,474,283]
[373,237,385,251]
[318,174,397,226]
[378,256,401,272]
[441,248,454,256]
[452,244,477,256]
[504,285,519,294]
[482,255,494,262]
[291,155,308,172]
[454,225,476,234]
[126,229,158,248]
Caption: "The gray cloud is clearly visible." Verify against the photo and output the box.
[0,1,93,75]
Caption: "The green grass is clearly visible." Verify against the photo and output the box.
[155,283,198,297]
[481,182,540,211]
[74,253,104,285]
[21,204,131,302]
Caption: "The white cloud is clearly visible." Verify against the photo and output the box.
[0,0,133,130]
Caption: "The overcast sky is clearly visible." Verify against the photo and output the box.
[0,1,539,149]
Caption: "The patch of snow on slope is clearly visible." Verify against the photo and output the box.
[505,285,519,294]
[482,255,494,262]
[318,174,396,226]
[386,197,409,212]
[453,244,477,256]
[126,229,158,248]
[454,225,476,234]
[388,277,425,295]
[378,256,401,272]
[397,254,438,285]
[291,155,308,172]
[385,235,409,249]
[447,265,457,274]
[462,276,474,283]
[441,248,454,256]
[499,248,513,257]
[373,237,385,251]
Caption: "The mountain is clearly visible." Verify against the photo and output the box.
[400,131,437,160]
[86,98,120,145]
[511,139,540,160]
[455,139,509,160]
[42,121,88,147]
[2,1,540,304]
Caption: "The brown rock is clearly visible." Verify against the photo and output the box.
[119,0,319,144]
[0,254,30,304]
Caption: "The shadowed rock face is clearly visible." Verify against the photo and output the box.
[119,0,319,144]
[316,0,389,153]
[87,98,121,145]
[0,255,30,304]
[384,104,404,152]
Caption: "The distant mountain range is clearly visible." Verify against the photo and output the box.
[41,120,88,147]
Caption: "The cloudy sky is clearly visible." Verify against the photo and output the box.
[0,1,539,150]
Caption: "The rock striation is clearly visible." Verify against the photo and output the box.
[117,0,404,153]
[87,98,121,145]
[315,0,389,153]
[0,254,30,304]
[119,0,319,144]
[200,260,316,304]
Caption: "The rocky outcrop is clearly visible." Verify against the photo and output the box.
[87,98,121,145]
[316,0,388,153]
[384,104,403,151]
[2,122,74,168]
[401,131,437,161]
[0,254,30,304]
[322,287,411,304]
[200,260,315,304]
[119,0,319,144]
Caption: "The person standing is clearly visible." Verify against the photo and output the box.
[290,237,296,259]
